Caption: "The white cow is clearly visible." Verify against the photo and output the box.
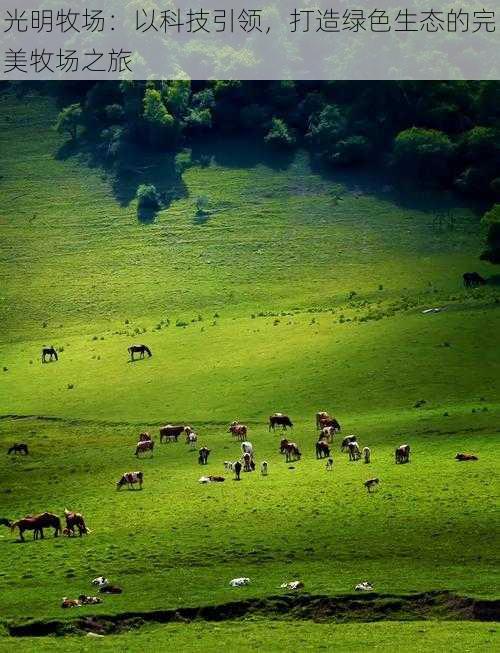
[241,441,253,457]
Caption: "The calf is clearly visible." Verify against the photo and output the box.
[326,458,334,471]
[348,441,361,461]
[364,478,380,493]
[261,461,268,476]
[363,446,371,463]
[455,452,478,461]
[234,460,242,480]
[198,447,210,465]
[341,435,358,452]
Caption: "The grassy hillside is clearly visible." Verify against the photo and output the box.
[0,90,498,648]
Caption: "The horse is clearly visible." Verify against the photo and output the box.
[228,421,247,440]
[11,512,61,542]
[269,413,293,431]
[463,272,486,288]
[159,424,186,443]
[41,346,58,363]
[395,444,410,464]
[117,471,143,490]
[64,509,89,536]
[316,440,330,459]
[135,439,154,457]
[198,447,210,465]
[128,344,152,361]
[7,443,28,455]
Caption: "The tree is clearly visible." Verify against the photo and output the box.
[143,88,177,147]
[334,135,370,165]
[307,105,348,162]
[136,184,160,210]
[480,204,500,264]
[393,127,454,183]
[55,104,83,141]
[264,118,295,148]
[163,80,191,118]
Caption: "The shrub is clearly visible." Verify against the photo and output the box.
[264,118,296,148]
[136,184,160,210]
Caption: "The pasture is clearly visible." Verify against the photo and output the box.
[0,89,499,649]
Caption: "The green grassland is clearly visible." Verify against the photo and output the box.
[0,89,498,649]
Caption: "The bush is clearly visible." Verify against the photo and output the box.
[136,184,160,210]
[264,118,296,148]
[393,128,454,183]
[480,204,500,263]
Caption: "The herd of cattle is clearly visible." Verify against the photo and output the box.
[5,410,479,541]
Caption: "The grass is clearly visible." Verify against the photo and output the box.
[0,89,498,648]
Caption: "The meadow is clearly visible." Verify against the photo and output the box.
[0,89,498,650]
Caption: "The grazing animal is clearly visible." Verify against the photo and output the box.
[326,458,334,471]
[363,446,371,464]
[280,438,290,453]
[463,272,486,288]
[198,447,210,465]
[348,441,361,461]
[41,346,58,363]
[92,576,109,588]
[234,460,242,480]
[341,435,358,452]
[139,432,151,442]
[135,439,154,457]
[241,441,253,457]
[78,595,102,605]
[116,471,143,490]
[283,442,301,463]
[455,452,478,461]
[186,431,198,448]
[61,597,81,608]
[269,413,293,431]
[395,444,411,464]
[228,421,247,440]
[261,461,268,476]
[364,478,380,493]
[319,417,341,432]
[242,452,252,472]
[64,509,89,536]
[229,577,250,587]
[11,512,61,542]
[128,344,152,360]
[315,411,330,428]
[316,440,330,459]
[159,424,186,443]
[0,518,12,527]
[320,426,336,443]
[7,443,28,455]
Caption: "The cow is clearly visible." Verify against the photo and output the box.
[159,424,187,443]
[138,432,151,442]
[261,461,268,476]
[341,435,358,452]
[61,597,81,608]
[463,272,486,288]
[283,442,301,463]
[315,411,330,428]
[269,413,293,431]
[363,446,371,464]
[316,440,330,459]
[395,444,410,464]
[242,452,253,472]
[224,461,234,471]
[241,441,253,457]
[320,426,336,443]
[364,478,380,493]
[455,453,478,461]
[186,431,198,448]
[228,421,247,441]
[198,447,210,465]
[319,417,341,432]
[234,460,242,480]
[326,458,334,471]
[117,471,143,490]
[135,439,154,457]
[348,441,361,461]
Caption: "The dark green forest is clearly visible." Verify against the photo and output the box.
[12,80,500,262]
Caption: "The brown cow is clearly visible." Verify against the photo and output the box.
[159,424,187,443]
[395,444,410,464]
[316,411,330,428]
[283,442,301,462]
[316,440,330,459]
[341,435,358,452]
[228,421,247,441]
[319,417,341,432]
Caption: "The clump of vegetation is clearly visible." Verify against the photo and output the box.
[264,118,296,148]
[67,384,74,390]
[136,184,160,211]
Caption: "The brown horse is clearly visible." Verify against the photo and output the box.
[128,344,152,361]
[11,512,61,542]
[7,443,28,455]
[41,346,58,363]
[64,509,89,536]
